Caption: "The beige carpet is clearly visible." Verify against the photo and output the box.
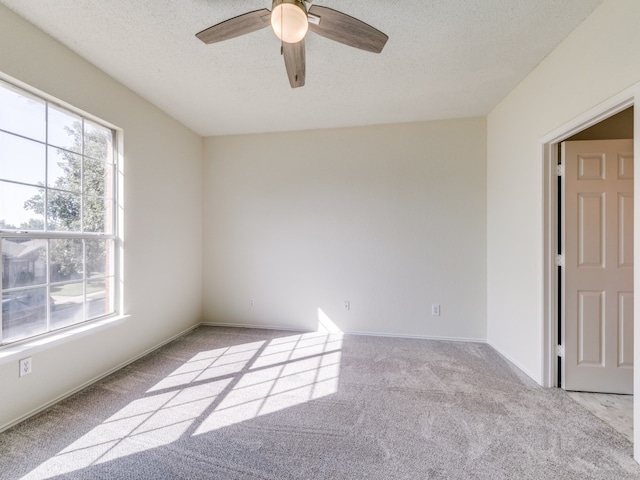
[0,326,638,479]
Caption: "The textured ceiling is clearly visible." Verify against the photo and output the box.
[0,0,603,136]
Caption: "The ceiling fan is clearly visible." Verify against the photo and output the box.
[195,0,388,88]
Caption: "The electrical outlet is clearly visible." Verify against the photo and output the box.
[250,298,255,307]
[431,304,441,316]
[344,301,350,311]
[19,357,32,377]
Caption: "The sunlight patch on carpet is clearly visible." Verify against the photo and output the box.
[22,310,342,479]
[194,309,342,434]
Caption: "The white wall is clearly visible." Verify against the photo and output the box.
[203,119,487,340]
[487,0,640,382]
[0,5,203,429]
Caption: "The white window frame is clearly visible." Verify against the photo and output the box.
[0,75,122,350]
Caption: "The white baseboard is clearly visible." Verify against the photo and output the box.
[0,323,200,434]
[201,322,486,343]
[346,330,486,343]
[200,322,310,333]
[487,341,541,385]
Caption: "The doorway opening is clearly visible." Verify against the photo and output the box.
[559,110,634,393]
[542,90,637,451]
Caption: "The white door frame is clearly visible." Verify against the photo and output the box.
[541,83,639,457]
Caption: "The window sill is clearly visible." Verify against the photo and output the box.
[0,314,129,365]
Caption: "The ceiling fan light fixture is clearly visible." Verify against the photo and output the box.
[271,0,308,44]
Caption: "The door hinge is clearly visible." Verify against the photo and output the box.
[556,164,564,176]
[556,345,564,357]
[555,254,564,267]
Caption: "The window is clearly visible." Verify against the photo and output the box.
[0,79,118,346]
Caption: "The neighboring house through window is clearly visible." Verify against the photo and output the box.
[0,78,118,345]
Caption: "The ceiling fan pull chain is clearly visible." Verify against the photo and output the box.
[281,4,284,54]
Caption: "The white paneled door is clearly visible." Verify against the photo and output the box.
[562,139,634,394]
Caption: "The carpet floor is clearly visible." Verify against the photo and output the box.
[0,326,638,479]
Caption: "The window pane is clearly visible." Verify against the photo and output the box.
[87,277,114,319]
[49,238,83,283]
[86,239,112,278]
[84,158,112,198]
[47,190,81,231]
[48,105,81,153]
[0,181,44,230]
[2,238,46,289]
[50,281,84,330]
[1,81,117,346]
[84,121,112,162]
[2,286,48,343]
[83,195,111,233]
[0,82,46,142]
[48,146,81,192]
[0,131,46,186]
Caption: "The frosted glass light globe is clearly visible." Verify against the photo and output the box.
[271,0,308,44]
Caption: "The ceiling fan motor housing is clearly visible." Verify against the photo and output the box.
[271,0,309,43]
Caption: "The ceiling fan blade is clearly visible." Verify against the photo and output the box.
[307,6,388,53]
[196,9,271,44]
[282,40,306,88]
